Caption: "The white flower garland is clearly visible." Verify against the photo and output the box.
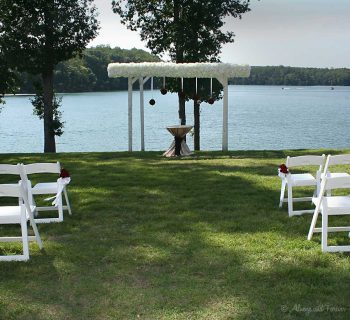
[107,62,250,79]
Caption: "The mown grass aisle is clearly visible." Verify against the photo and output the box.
[0,150,350,319]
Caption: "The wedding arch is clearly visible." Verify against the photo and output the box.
[107,62,250,151]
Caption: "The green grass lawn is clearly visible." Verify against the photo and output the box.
[0,150,350,320]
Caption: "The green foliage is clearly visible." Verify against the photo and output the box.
[112,0,251,61]
[82,45,160,91]
[231,66,350,86]
[0,0,99,74]
[55,58,97,93]
[31,85,64,136]
[0,54,18,105]
[13,46,160,93]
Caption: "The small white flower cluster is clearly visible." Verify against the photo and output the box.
[107,62,250,79]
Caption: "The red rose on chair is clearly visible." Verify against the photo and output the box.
[279,164,289,174]
[60,168,70,178]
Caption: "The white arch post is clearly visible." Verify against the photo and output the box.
[139,77,144,151]
[218,77,229,151]
[139,76,150,151]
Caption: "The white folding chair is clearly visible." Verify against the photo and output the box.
[279,155,325,217]
[0,180,43,261]
[307,176,350,252]
[21,162,72,224]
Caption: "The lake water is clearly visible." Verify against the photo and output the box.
[1,85,350,153]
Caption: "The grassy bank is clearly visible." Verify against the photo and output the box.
[0,150,350,319]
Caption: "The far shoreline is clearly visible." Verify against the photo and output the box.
[4,84,350,97]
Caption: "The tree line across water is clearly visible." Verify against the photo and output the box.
[230,65,350,86]
[15,46,350,94]
[17,46,160,94]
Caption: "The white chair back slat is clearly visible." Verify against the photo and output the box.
[327,154,350,166]
[324,176,350,191]
[24,162,60,175]
[322,154,350,177]
[0,164,21,175]
[286,155,325,167]
[0,183,22,198]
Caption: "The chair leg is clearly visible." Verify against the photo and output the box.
[279,180,286,208]
[31,219,43,250]
[287,185,293,217]
[63,188,72,215]
[307,208,320,240]
[20,213,30,261]
[58,194,64,222]
[321,211,328,252]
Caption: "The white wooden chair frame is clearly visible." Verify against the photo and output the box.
[279,155,325,217]
[0,180,43,261]
[21,162,72,224]
[307,176,350,252]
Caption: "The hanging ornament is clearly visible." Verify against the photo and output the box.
[160,77,167,95]
[149,77,156,106]
[208,78,214,105]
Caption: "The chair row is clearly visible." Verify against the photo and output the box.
[278,154,350,252]
[278,154,350,217]
[0,162,72,261]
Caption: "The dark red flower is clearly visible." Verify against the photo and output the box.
[149,99,156,106]
[60,168,70,178]
[160,88,167,95]
[208,98,215,105]
[279,164,289,174]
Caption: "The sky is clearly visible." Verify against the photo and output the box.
[89,0,350,68]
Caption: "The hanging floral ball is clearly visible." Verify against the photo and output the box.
[160,88,167,95]
[149,99,156,106]
[193,94,201,101]
[208,98,215,105]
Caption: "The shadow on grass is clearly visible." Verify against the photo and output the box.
[0,151,350,319]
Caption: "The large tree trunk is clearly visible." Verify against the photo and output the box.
[179,97,186,125]
[42,70,56,153]
[194,100,200,150]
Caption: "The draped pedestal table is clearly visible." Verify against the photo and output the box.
[163,125,193,157]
